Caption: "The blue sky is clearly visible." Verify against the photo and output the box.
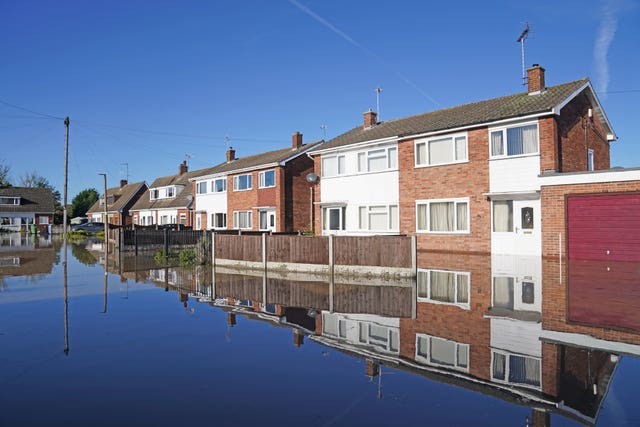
[1,0,638,199]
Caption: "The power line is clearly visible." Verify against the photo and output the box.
[600,89,640,94]
[0,99,64,120]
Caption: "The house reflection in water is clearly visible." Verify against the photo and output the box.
[0,232,56,278]
[115,250,640,426]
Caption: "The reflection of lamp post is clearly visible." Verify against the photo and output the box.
[99,173,108,246]
[305,173,318,234]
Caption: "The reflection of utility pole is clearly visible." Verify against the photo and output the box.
[99,173,108,247]
[63,239,69,355]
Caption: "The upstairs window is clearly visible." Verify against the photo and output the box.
[587,149,594,171]
[233,174,252,191]
[490,123,538,157]
[259,170,275,188]
[196,181,207,195]
[0,197,19,205]
[166,187,174,198]
[322,155,345,177]
[213,178,227,193]
[415,134,467,167]
[357,147,397,172]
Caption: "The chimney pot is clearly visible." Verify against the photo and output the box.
[292,131,303,149]
[226,147,236,162]
[363,109,378,128]
[120,179,127,188]
[527,64,546,94]
[178,160,188,175]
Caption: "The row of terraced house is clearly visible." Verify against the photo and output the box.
[87,65,640,259]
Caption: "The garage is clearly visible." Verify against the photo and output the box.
[567,193,640,262]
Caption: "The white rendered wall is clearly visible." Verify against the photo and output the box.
[489,155,541,193]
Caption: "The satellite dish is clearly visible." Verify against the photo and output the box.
[306,172,318,183]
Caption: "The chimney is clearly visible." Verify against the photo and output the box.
[292,131,303,149]
[226,146,236,162]
[178,160,188,175]
[364,108,377,128]
[119,179,128,188]
[527,64,546,94]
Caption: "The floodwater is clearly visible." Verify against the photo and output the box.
[1,235,640,426]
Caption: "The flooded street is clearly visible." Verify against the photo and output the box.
[1,236,640,426]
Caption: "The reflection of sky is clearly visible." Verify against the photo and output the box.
[1,246,639,426]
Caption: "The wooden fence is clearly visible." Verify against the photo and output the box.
[117,229,415,278]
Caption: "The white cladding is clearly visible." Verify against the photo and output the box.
[490,318,542,358]
[489,155,541,193]
[195,189,227,228]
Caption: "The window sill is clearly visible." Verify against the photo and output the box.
[489,152,540,161]
[414,160,469,169]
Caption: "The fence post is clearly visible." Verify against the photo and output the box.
[328,234,334,313]
[262,232,267,273]
[211,231,216,267]
[411,235,417,320]
[411,235,417,277]
[163,228,169,257]
[134,229,138,256]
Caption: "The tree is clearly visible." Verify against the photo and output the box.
[71,188,99,218]
[0,160,11,188]
[19,171,63,224]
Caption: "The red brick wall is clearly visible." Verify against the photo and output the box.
[227,171,259,230]
[400,252,492,380]
[541,181,640,257]
[398,128,491,253]
[284,154,315,232]
[539,116,559,173]
[556,92,611,172]
[177,208,191,227]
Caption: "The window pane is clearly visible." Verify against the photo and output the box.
[429,137,453,165]
[509,355,540,386]
[388,147,397,169]
[416,143,427,165]
[507,124,538,155]
[369,211,388,230]
[416,336,429,358]
[368,150,386,171]
[337,156,345,174]
[430,271,455,302]
[457,274,469,303]
[359,207,366,229]
[493,200,513,232]
[493,277,515,309]
[430,202,454,231]
[358,152,366,172]
[322,157,337,177]
[456,202,468,231]
[521,207,533,229]
[389,205,399,229]
[329,208,340,230]
[493,352,506,380]
[389,331,399,352]
[457,345,468,368]
[491,131,503,156]
[259,211,267,229]
[417,204,427,230]
[417,270,429,298]
[430,337,455,366]
[455,136,467,160]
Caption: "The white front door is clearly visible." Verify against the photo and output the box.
[491,198,541,256]
[259,210,276,231]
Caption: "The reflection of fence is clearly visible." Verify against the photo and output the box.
[118,230,415,278]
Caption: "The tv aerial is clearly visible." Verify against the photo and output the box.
[517,23,530,86]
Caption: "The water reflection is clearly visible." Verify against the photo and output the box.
[3,237,639,426]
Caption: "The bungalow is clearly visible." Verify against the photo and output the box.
[308,65,617,256]
[86,180,147,226]
[0,187,54,232]
[130,161,200,227]
[190,132,322,232]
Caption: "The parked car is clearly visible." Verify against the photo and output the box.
[71,222,106,233]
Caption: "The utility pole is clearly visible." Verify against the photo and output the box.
[63,117,70,236]
[99,173,108,246]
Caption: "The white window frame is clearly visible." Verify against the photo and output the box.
[211,212,227,229]
[358,204,399,231]
[258,170,276,188]
[357,146,397,173]
[358,322,400,353]
[417,268,471,309]
[233,174,253,191]
[150,189,159,200]
[196,181,207,195]
[322,313,347,338]
[415,334,469,372]
[38,216,49,225]
[232,210,252,229]
[166,187,175,198]
[491,350,541,389]
[179,213,186,225]
[587,148,594,171]
[322,206,346,232]
[0,197,20,206]
[415,197,470,234]
[212,178,227,193]
[415,133,468,167]
[489,121,539,159]
[321,154,346,177]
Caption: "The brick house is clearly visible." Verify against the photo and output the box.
[0,187,54,232]
[190,132,322,232]
[87,180,147,226]
[130,161,202,228]
[308,65,618,256]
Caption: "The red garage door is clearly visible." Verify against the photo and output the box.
[567,193,640,261]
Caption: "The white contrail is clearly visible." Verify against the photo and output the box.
[594,0,619,97]
[287,0,439,106]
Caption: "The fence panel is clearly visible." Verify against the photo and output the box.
[215,234,262,262]
[334,235,411,268]
[333,283,413,317]
[267,235,329,264]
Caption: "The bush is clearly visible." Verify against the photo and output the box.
[178,248,197,267]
